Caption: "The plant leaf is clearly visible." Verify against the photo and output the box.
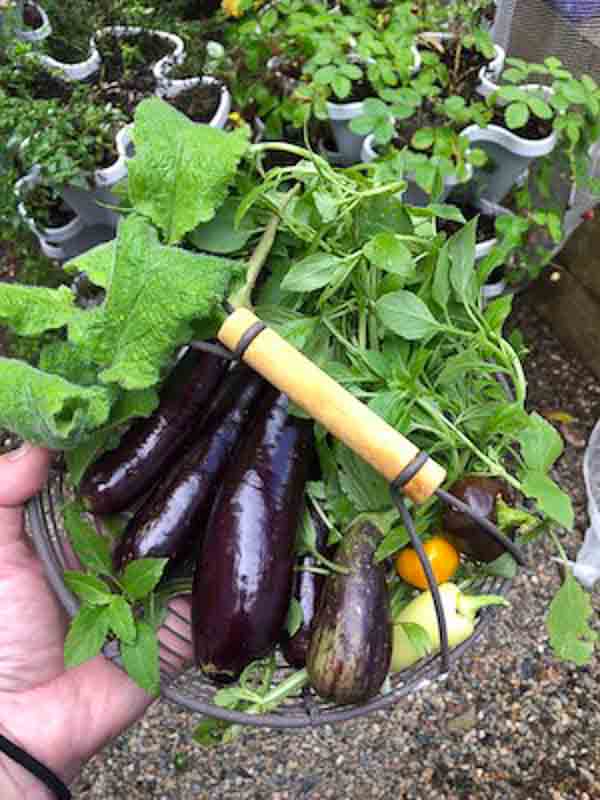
[0,358,112,449]
[285,597,304,638]
[0,284,78,336]
[121,558,169,600]
[65,242,115,289]
[505,102,529,130]
[129,98,250,244]
[520,412,564,472]
[63,501,113,575]
[63,572,113,605]
[120,620,161,696]
[188,197,256,254]
[364,233,414,278]
[547,570,597,665]
[281,254,345,292]
[108,596,137,645]
[69,215,239,391]
[376,290,443,340]
[448,217,478,304]
[64,605,111,668]
[432,242,451,309]
[521,471,574,528]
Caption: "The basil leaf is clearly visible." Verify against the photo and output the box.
[521,471,574,528]
[376,290,443,340]
[121,621,161,696]
[520,412,564,472]
[448,217,478,304]
[64,605,111,668]
[281,254,345,292]
[63,572,113,606]
[121,558,169,600]
[108,596,137,645]
[364,233,414,278]
[64,502,113,576]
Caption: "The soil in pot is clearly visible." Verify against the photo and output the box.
[22,3,43,30]
[166,82,221,123]
[438,201,496,243]
[426,38,495,102]
[43,35,92,65]
[95,31,175,118]
[5,63,72,101]
[490,107,554,140]
[23,185,77,229]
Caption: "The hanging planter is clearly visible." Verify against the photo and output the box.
[36,35,101,82]
[156,77,231,129]
[361,133,473,206]
[14,167,84,260]
[94,25,185,88]
[326,46,422,164]
[58,124,133,228]
[462,93,557,204]
[15,1,51,43]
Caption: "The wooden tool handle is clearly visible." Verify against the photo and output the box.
[218,308,446,504]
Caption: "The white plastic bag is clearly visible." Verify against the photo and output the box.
[571,419,600,589]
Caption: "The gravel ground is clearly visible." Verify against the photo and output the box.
[68,291,600,800]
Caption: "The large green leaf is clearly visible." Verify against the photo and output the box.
[65,241,115,289]
[0,284,77,336]
[376,290,443,340]
[129,98,250,244]
[68,214,239,391]
[0,358,112,449]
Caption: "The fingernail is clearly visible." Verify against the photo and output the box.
[6,442,32,462]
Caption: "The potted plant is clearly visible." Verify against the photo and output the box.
[14,167,84,260]
[15,1,50,43]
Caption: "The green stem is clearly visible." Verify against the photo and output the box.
[416,397,522,491]
[251,668,309,712]
[229,184,300,309]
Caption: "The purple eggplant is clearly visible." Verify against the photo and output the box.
[306,518,392,705]
[79,349,228,514]
[192,389,314,681]
[280,509,334,669]
[112,365,266,571]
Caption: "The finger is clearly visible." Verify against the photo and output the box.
[0,445,51,548]
[0,444,52,507]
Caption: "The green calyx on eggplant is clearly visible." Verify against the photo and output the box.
[306,518,392,706]
[442,475,511,562]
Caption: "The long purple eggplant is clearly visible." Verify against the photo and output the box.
[192,388,314,681]
[280,509,334,669]
[80,348,228,514]
[112,365,267,571]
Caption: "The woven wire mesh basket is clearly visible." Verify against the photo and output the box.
[26,459,512,729]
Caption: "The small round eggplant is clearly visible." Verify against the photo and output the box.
[306,519,392,706]
[442,475,511,562]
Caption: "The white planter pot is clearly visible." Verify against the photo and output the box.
[15,2,51,43]
[155,77,231,129]
[14,168,84,258]
[60,124,133,228]
[94,25,185,84]
[36,37,101,82]
[462,117,557,204]
[361,133,473,206]
[327,45,421,164]
[419,32,505,95]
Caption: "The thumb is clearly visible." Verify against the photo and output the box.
[0,444,52,548]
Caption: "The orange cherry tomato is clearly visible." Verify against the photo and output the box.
[395,536,460,589]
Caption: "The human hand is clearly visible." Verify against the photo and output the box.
[0,444,189,798]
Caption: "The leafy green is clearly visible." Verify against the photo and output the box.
[188,197,257,254]
[521,471,574,528]
[285,597,304,638]
[64,501,113,575]
[64,605,111,668]
[0,358,112,449]
[376,290,443,340]
[364,233,414,278]
[281,253,345,292]
[121,559,169,601]
[547,570,597,665]
[0,284,78,336]
[65,241,115,289]
[520,412,564,473]
[129,98,250,244]
[68,214,239,391]
[121,621,161,696]
[63,573,113,606]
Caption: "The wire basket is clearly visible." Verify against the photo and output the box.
[27,459,512,730]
